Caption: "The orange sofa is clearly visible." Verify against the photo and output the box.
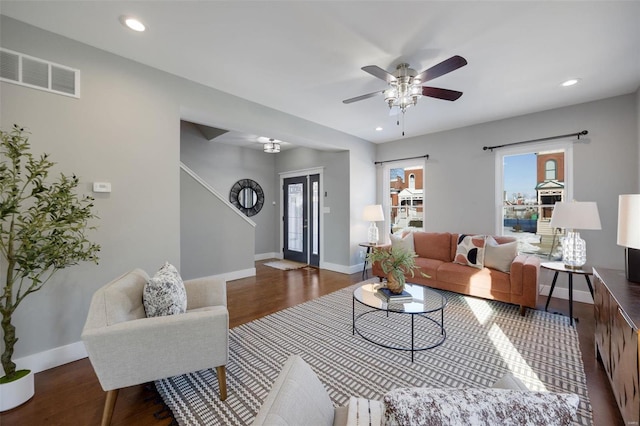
[371,232,540,314]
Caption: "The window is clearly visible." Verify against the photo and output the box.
[545,159,557,180]
[384,163,425,235]
[495,144,572,259]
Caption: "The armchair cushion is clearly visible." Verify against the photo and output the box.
[143,262,187,317]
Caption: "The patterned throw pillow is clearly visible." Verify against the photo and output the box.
[383,387,579,426]
[143,262,187,317]
[454,234,486,269]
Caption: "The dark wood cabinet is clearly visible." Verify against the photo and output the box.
[594,267,640,425]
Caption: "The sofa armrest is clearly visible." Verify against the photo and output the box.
[184,276,227,309]
[82,307,228,391]
[510,254,540,308]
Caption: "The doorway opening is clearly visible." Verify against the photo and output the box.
[281,170,322,267]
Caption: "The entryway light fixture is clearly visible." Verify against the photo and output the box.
[263,138,280,153]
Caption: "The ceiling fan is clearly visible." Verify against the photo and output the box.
[343,55,468,116]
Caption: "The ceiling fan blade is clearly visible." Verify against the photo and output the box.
[343,90,384,104]
[362,65,397,83]
[422,86,463,101]
[415,55,467,83]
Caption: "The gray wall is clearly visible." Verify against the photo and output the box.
[377,93,639,291]
[275,147,351,266]
[0,16,373,363]
[180,169,255,280]
[180,121,278,256]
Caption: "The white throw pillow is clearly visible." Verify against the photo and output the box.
[383,387,579,426]
[390,231,414,252]
[484,236,518,273]
[143,262,187,317]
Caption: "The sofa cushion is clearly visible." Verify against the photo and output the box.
[413,232,451,262]
[436,263,511,294]
[484,236,518,273]
[143,262,188,317]
[413,257,444,282]
[383,387,579,426]
[454,234,487,269]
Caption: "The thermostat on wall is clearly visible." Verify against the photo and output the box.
[93,182,112,193]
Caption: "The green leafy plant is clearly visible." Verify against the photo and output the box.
[366,246,428,290]
[0,125,100,383]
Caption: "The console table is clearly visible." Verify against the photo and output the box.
[594,267,640,425]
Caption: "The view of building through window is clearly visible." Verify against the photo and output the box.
[502,149,566,259]
[389,165,424,234]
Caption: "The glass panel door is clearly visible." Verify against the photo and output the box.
[283,176,307,263]
[310,174,320,267]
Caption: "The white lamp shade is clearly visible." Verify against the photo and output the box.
[618,194,640,249]
[549,201,601,230]
[363,204,384,222]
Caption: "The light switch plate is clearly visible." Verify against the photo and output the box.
[93,182,111,193]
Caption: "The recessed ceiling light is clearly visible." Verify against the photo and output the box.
[120,16,146,32]
[561,78,580,87]
[375,127,383,131]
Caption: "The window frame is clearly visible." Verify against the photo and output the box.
[494,141,574,237]
[381,160,427,239]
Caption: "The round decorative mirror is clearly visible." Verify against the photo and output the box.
[229,179,264,217]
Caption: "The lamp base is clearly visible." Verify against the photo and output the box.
[367,222,379,244]
[625,247,640,283]
[561,231,586,269]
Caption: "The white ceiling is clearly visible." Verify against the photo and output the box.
[2,1,639,146]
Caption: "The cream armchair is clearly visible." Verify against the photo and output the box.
[82,269,229,426]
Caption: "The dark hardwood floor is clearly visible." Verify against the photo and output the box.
[1,261,622,425]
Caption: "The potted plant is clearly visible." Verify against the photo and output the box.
[0,125,100,410]
[366,246,427,293]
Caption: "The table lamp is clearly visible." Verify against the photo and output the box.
[550,201,601,269]
[617,194,640,282]
[363,204,384,244]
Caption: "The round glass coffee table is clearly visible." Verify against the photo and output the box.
[352,282,448,362]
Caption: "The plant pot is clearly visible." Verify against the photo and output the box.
[0,370,34,411]
[386,273,404,294]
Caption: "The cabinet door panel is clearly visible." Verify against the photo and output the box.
[612,305,640,424]
[594,276,612,375]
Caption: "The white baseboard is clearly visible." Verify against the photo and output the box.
[219,267,256,282]
[255,252,281,261]
[539,284,594,305]
[321,261,362,275]
[11,341,87,375]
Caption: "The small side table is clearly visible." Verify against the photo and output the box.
[359,242,387,279]
[541,261,594,325]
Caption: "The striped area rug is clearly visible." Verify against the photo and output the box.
[156,280,592,425]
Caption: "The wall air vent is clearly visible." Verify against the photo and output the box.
[0,48,80,98]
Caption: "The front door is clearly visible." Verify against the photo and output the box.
[283,176,308,263]
[283,174,321,265]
